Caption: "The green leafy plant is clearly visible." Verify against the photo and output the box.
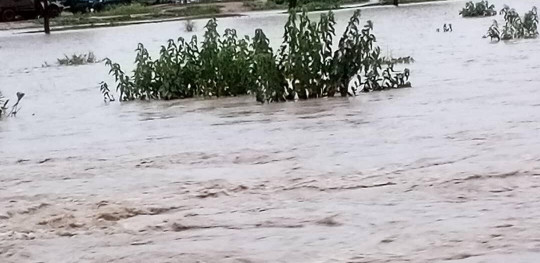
[486,20,501,41]
[460,1,496,17]
[252,28,288,102]
[99,82,115,102]
[486,6,538,41]
[105,10,412,103]
[105,58,135,101]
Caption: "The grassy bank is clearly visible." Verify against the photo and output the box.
[12,0,445,33]
[242,0,370,11]
[50,4,221,27]
[380,0,446,4]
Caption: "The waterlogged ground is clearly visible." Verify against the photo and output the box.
[2,0,540,262]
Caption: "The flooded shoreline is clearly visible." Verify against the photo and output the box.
[2,0,540,262]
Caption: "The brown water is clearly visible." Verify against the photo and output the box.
[2,1,540,262]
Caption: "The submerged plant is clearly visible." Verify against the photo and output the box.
[460,0,496,17]
[105,10,412,103]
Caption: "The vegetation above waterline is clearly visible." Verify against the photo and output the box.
[105,10,412,103]
[486,6,538,41]
[460,1,496,17]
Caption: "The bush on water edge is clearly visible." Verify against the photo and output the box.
[105,10,412,103]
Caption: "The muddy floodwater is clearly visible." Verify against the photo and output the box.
[2,0,540,262]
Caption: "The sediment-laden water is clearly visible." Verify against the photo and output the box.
[1,0,540,262]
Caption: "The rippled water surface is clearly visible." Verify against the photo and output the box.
[1,1,540,262]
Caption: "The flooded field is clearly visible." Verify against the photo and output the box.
[2,0,540,262]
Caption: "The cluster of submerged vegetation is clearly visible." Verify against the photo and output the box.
[57,52,100,65]
[459,0,496,17]
[381,56,415,65]
[105,10,411,103]
[43,52,101,67]
[486,6,538,41]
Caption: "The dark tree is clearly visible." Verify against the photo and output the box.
[288,0,297,9]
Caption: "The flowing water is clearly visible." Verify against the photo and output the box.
[2,0,540,262]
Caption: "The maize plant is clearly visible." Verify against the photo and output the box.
[199,18,221,97]
[278,10,328,99]
[252,29,289,103]
[133,43,157,100]
[99,82,115,102]
[486,20,501,41]
[217,29,254,96]
[522,7,539,38]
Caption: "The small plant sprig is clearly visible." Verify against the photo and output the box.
[0,92,25,118]
[99,82,115,102]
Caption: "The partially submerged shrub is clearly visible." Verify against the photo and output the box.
[460,1,496,17]
[105,10,411,103]
[485,6,538,41]
[56,52,101,66]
